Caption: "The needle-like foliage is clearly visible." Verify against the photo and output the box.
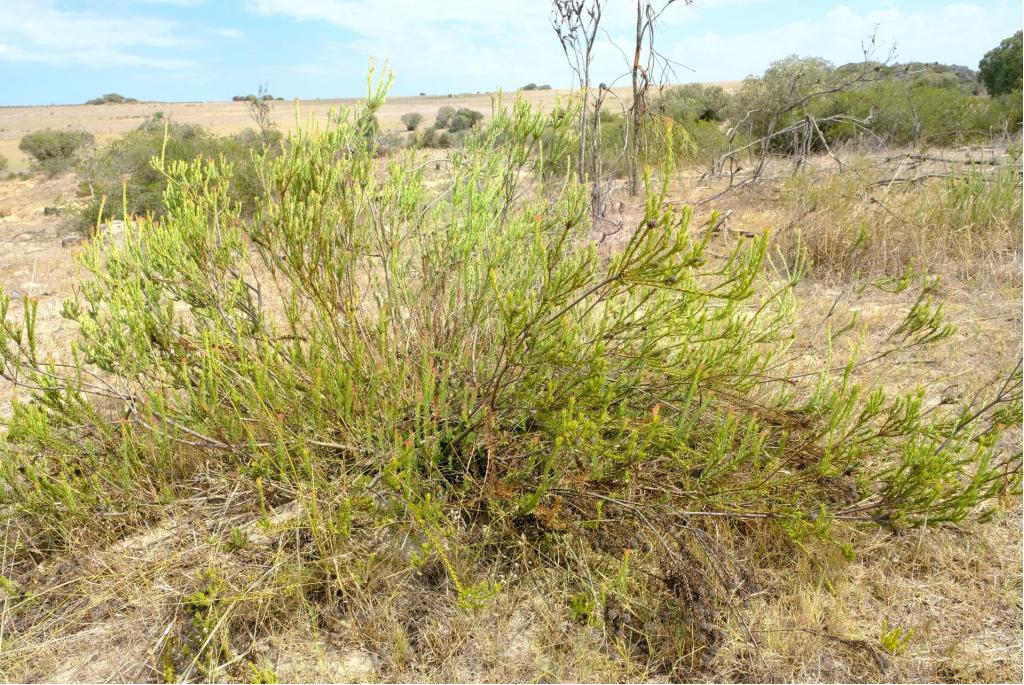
[1,73,1020,667]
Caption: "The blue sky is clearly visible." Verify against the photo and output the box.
[1,0,1021,105]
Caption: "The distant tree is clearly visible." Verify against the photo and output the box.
[401,112,424,131]
[552,0,604,188]
[521,83,539,91]
[246,84,276,140]
[979,31,1023,96]
[85,93,137,105]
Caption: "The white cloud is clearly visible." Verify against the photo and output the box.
[247,0,572,89]
[0,0,198,69]
[139,0,205,6]
[217,28,245,39]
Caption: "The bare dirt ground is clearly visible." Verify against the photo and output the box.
[0,82,744,173]
[0,139,1020,681]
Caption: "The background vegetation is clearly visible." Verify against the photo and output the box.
[18,129,94,176]
[979,30,1023,96]
[76,117,281,229]
[85,93,138,105]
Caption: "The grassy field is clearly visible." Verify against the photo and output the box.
[0,84,1020,682]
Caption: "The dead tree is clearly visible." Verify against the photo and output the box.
[247,83,276,141]
[552,0,607,215]
[627,1,690,196]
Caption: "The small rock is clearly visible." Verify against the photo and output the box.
[99,220,127,246]
[62,234,85,248]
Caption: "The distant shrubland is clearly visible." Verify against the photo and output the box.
[85,93,139,105]
[232,93,285,102]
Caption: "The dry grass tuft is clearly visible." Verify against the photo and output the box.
[773,151,1022,286]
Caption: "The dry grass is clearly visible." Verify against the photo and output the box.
[770,151,1023,286]
[3,471,1019,682]
[705,273,1022,683]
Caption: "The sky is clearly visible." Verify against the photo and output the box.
[0,0,1021,106]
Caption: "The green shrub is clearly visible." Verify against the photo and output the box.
[673,119,734,165]
[435,105,456,129]
[447,108,483,133]
[836,61,984,95]
[993,90,1024,133]
[19,129,94,176]
[0,152,7,175]
[77,117,281,228]
[415,125,451,148]
[814,81,1017,146]
[583,107,731,177]
[4,76,1019,556]
[654,84,730,122]
[536,104,580,178]
[0,79,1018,675]
[979,31,1023,96]
[401,112,424,131]
[728,56,835,139]
[727,56,1020,152]
[449,113,470,132]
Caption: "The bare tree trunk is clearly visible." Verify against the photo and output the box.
[629,1,643,196]
[554,1,685,206]
[552,0,605,198]
[626,1,683,196]
[579,53,590,184]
